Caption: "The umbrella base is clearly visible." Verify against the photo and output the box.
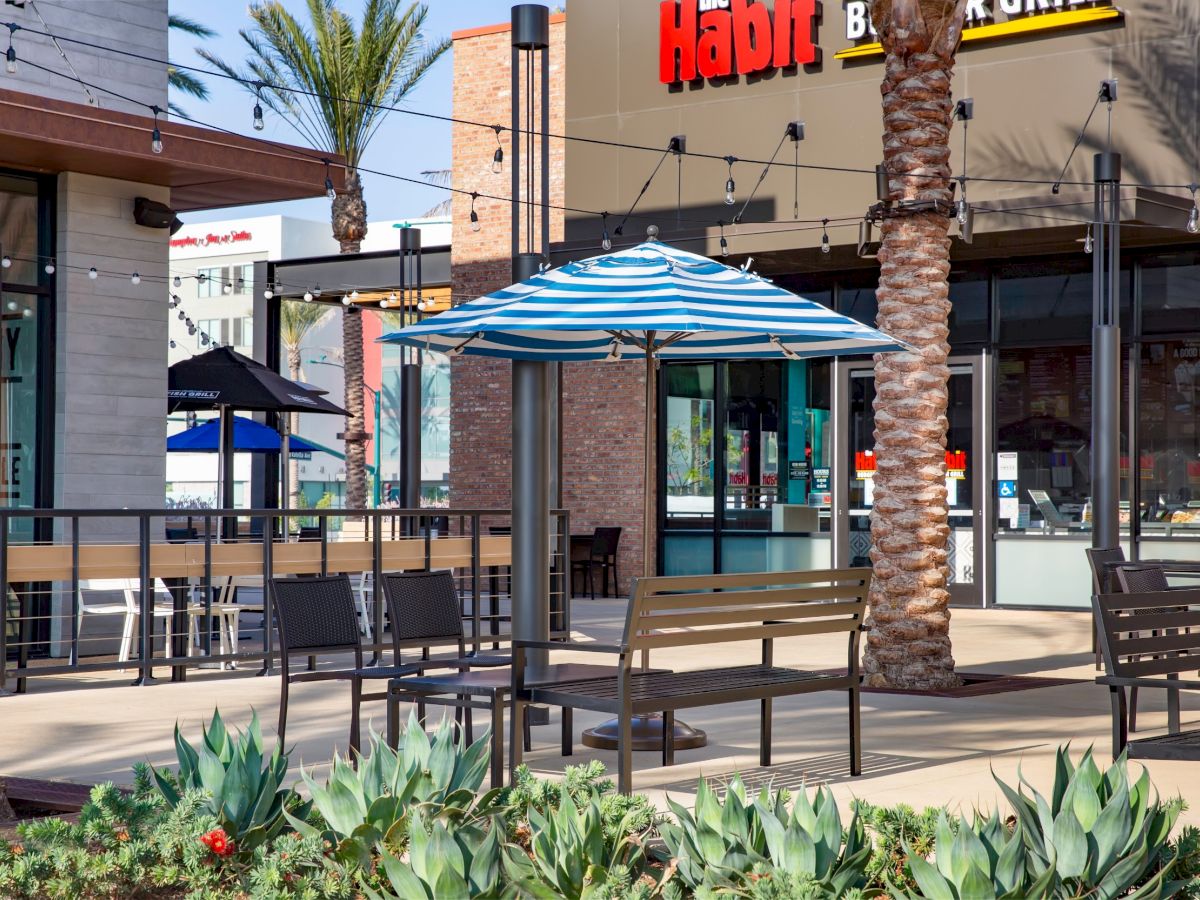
[581,714,707,752]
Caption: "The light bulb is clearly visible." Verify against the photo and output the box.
[5,300,16,311]
[602,228,612,252]
[313,287,322,298]
[88,267,98,279]
[44,260,55,274]
[252,101,264,131]
[263,287,274,299]
[303,291,313,302]
[178,310,185,320]
[22,307,32,319]
[1084,227,1093,254]
[389,292,398,304]
[6,46,16,75]
[169,339,177,349]
[188,325,196,336]
[222,282,232,295]
[470,209,481,232]
[820,233,831,254]
[416,300,426,311]
[172,276,181,287]
[724,177,736,206]
[379,298,389,308]
[492,146,504,174]
[350,290,359,300]
[131,272,141,285]
[341,294,351,306]
[325,177,336,200]
[151,128,163,155]
[720,236,729,257]
[0,255,10,269]
[1188,205,1200,235]
[957,198,969,226]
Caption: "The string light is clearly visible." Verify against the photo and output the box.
[491,125,504,174]
[130,272,141,285]
[341,294,351,306]
[0,255,10,269]
[723,156,737,206]
[178,309,185,320]
[600,212,612,251]
[252,83,265,131]
[469,192,481,232]
[719,221,728,258]
[5,24,17,75]
[172,275,181,287]
[150,106,163,154]
[303,290,313,302]
[1188,183,1200,234]
[1084,224,1093,254]
[350,290,359,301]
[21,307,31,319]
[820,219,830,254]
[222,281,232,295]
[379,296,389,308]
[43,258,55,275]
[87,266,97,279]
[323,159,336,200]
[169,339,177,349]
[263,285,274,299]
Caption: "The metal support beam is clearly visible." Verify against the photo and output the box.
[399,227,423,515]
[1092,151,1122,551]
[512,358,550,674]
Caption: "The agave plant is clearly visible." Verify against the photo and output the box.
[994,746,1182,900]
[284,713,498,866]
[152,709,298,852]
[658,777,873,896]
[891,810,1057,900]
[364,812,508,900]
[503,792,654,899]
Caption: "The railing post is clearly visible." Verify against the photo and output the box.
[259,511,274,675]
[470,514,482,653]
[203,515,213,658]
[371,510,383,665]
[69,516,79,667]
[133,514,156,686]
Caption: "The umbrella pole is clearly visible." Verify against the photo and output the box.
[582,345,707,753]
[219,407,237,541]
[280,416,290,539]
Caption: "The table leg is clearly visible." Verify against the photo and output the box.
[490,693,504,790]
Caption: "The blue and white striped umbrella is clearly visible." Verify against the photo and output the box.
[378,240,907,360]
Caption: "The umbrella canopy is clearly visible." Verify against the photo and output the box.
[167,415,320,456]
[379,240,909,360]
[168,346,346,415]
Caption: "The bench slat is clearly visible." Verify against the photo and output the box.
[1110,631,1200,657]
[636,567,871,594]
[1116,652,1200,679]
[638,599,866,631]
[639,583,867,613]
[1098,589,1200,612]
[1107,610,1200,632]
[635,617,858,650]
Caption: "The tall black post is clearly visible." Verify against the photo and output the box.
[511,6,552,675]
[398,226,423,515]
[219,406,237,541]
[1092,151,1121,550]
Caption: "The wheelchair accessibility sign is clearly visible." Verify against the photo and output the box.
[998,480,1018,499]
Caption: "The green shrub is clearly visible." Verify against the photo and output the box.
[153,708,300,854]
[855,800,945,893]
[507,759,659,844]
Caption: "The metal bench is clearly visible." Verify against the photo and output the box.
[510,567,870,793]
[1094,585,1200,760]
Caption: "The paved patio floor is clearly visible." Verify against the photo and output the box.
[2,601,1197,823]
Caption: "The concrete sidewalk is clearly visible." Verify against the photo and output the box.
[1,602,1196,823]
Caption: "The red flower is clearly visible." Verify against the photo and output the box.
[199,828,234,857]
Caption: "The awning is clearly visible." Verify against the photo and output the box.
[0,87,345,212]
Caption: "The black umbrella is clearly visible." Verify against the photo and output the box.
[168,347,346,530]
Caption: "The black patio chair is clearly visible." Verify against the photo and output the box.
[270,574,421,756]
[382,571,527,748]
[1085,547,1126,669]
[571,526,622,599]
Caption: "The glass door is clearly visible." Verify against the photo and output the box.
[839,356,986,606]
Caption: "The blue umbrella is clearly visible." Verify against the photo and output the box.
[168,415,319,457]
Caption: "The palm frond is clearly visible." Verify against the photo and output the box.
[168,14,216,39]
[168,67,209,101]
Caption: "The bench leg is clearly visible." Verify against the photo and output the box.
[618,714,632,795]
[386,691,399,748]
[1129,686,1139,734]
[759,698,772,768]
[1168,684,1181,734]
[662,711,675,767]
[561,707,573,756]
[490,697,504,791]
[509,697,524,779]
[349,677,363,763]
[849,687,861,777]
[1110,686,1128,759]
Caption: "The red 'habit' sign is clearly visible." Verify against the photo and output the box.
[659,0,819,85]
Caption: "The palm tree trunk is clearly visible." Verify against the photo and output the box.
[287,345,303,511]
[862,0,966,691]
[333,169,369,511]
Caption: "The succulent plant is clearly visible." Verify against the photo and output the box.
[284,713,499,867]
[657,777,873,896]
[365,812,508,900]
[152,709,298,852]
[995,746,1182,900]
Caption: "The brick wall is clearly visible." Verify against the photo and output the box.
[449,15,648,594]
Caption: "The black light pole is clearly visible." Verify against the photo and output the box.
[1092,145,1122,551]
[510,4,553,678]
[398,226,423,520]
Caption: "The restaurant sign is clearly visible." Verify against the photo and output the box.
[659,0,1123,81]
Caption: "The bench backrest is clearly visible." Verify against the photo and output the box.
[1093,587,1200,679]
[624,568,870,661]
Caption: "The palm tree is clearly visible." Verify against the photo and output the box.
[201,0,449,511]
[280,300,332,509]
[167,14,214,116]
[862,0,968,691]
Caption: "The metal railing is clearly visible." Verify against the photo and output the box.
[0,507,570,693]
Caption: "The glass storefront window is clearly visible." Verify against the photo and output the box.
[948,273,988,345]
[1141,253,1200,336]
[998,260,1129,343]
[724,360,781,529]
[0,293,40,540]
[664,363,715,528]
[0,175,38,286]
[1138,340,1200,537]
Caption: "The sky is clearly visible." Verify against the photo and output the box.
[169,0,526,227]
